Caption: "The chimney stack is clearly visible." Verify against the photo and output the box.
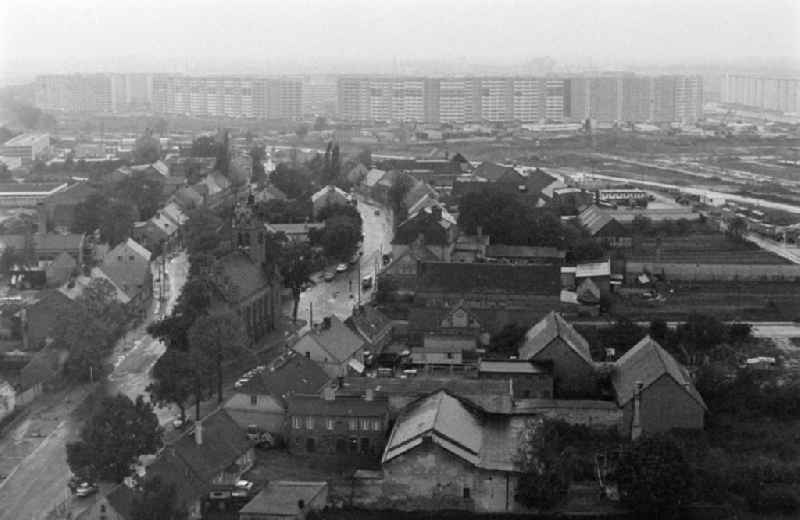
[631,381,643,441]
[298,500,305,510]
[431,205,442,220]
[194,421,203,445]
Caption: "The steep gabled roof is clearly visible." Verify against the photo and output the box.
[236,350,329,405]
[346,305,392,345]
[311,185,348,204]
[472,162,522,183]
[576,277,601,304]
[296,315,366,364]
[239,481,328,516]
[518,311,593,365]
[612,336,707,410]
[383,390,483,466]
[391,206,454,246]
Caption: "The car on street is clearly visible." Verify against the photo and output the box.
[336,263,348,273]
[232,479,254,498]
[323,271,335,282]
[361,275,373,290]
[75,482,98,498]
[172,417,193,430]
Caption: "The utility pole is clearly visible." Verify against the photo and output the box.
[357,258,361,305]
[309,302,313,328]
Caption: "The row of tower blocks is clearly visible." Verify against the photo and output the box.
[338,75,703,123]
[34,73,703,123]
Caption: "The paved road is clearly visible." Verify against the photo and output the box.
[0,252,189,520]
[744,233,800,265]
[291,195,393,332]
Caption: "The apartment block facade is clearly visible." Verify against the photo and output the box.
[721,74,800,114]
[337,74,702,124]
[34,73,152,113]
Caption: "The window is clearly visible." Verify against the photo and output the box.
[100,505,106,513]
[326,418,334,430]
[292,416,302,429]
[250,395,258,406]
[372,419,381,432]
[129,255,134,261]
[463,487,471,499]
[360,437,370,453]
[306,437,316,452]
[360,418,370,431]
[117,255,123,261]
[349,437,359,453]
[305,351,311,359]
[348,418,357,431]
[305,417,314,430]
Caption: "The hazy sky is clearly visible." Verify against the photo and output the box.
[1,0,799,79]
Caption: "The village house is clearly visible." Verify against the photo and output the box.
[45,251,77,287]
[144,409,254,520]
[391,205,458,262]
[477,360,554,399]
[224,349,329,436]
[75,484,134,520]
[42,181,97,232]
[171,185,204,211]
[612,336,707,436]
[379,390,527,513]
[21,289,77,350]
[291,316,366,377]
[518,312,598,398]
[311,185,350,218]
[100,238,152,311]
[414,261,562,317]
[450,231,490,263]
[379,244,439,294]
[239,481,328,520]
[286,387,390,460]
[561,259,612,301]
[578,206,633,248]
[345,304,393,352]
[360,168,387,198]
[403,180,439,217]
[253,183,287,204]
[407,302,483,366]
[265,222,325,242]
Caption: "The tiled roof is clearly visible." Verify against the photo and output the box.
[145,409,251,509]
[518,311,594,365]
[105,484,134,519]
[161,202,188,227]
[33,233,84,252]
[416,261,561,296]
[346,305,392,344]
[212,251,270,303]
[240,481,328,516]
[60,267,131,304]
[236,350,329,404]
[402,181,437,212]
[294,315,365,364]
[392,206,454,246]
[287,392,388,417]
[364,168,387,187]
[485,245,565,260]
[612,336,707,410]
[578,206,627,237]
[478,360,547,374]
[101,240,151,299]
[172,186,204,209]
[472,162,521,182]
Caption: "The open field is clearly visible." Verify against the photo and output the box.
[628,232,793,265]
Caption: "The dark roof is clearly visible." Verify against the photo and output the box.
[240,481,327,516]
[0,183,65,193]
[472,162,522,182]
[485,245,565,260]
[524,168,559,197]
[105,484,135,519]
[612,336,707,410]
[237,350,329,403]
[287,392,389,417]
[18,347,65,390]
[146,409,251,509]
[518,311,594,365]
[416,261,561,296]
[294,316,366,364]
[408,305,546,337]
[346,305,392,344]
[578,206,629,237]
[391,206,453,246]
[44,182,97,205]
[33,233,84,252]
[212,251,271,303]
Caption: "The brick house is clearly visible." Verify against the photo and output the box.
[291,316,366,378]
[612,336,707,436]
[578,206,632,248]
[391,205,457,262]
[144,409,254,520]
[224,349,329,436]
[286,388,390,460]
[380,390,528,512]
[518,312,598,398]
[100,238,153,312]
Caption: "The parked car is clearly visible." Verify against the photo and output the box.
[246,424,275,449]
[232,480,254,498]
[323,271,335,282]
[361,275,373,290]
[172,417,193,430]
[75,482,98,498]
[336,263,348,273]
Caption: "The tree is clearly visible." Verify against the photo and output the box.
[315,215,362,262]
[649,319,669,344]
[727,216,748,241]
[67,394,162,483]
[183,207,223,256]
[727,322,752,344]
[515,420,573,509]
[356,149,372,168]
[147,348,195,423]
[190,135,217,157]
[250,145,267,185]
[631,214,652,235]
[598,318,647,353]
[675,312,727,363]
[100,200,138,246]
[214,129,230,176]
[51,303,113,381]
[115,171,166,221]
[77,278,129,333]
[133,129,161,164]
[271,162,312,200]
[569,237,605,263]
[489,323,528,358]
[187,313,248,403]
[277,239,316,322]
[253,199,313,224]
[616,434,691,518]
[132,477,188,520]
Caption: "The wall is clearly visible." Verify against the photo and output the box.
[625,261,800,282]
[513,400,622,429]
[287,410,387,460]
[531,338,597,398]
[223,393,285,434]
[378,442,519,512]
[621,375,705,435]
